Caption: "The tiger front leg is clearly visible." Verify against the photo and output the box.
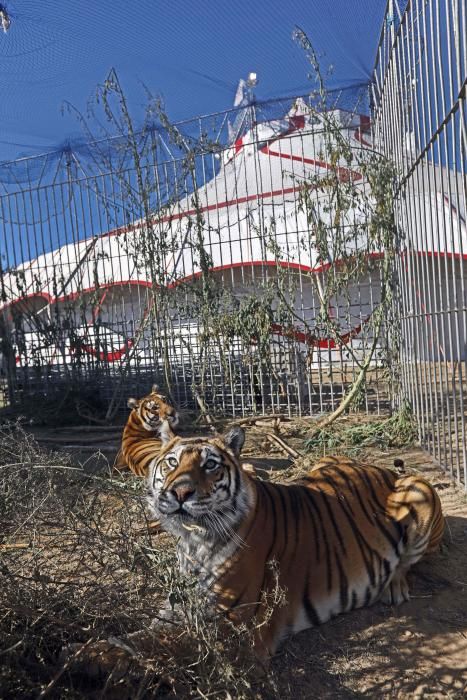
[246,598,291,662]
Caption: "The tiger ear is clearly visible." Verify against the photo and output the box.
[127,397,138,409]
[223,426,245,457]
[151,384,159,393]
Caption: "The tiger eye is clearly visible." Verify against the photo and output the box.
[204,458,219,472]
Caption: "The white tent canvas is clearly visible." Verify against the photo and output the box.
[1,99,465,369]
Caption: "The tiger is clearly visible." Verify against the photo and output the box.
[148,425,445,658]
[114,385,179,477]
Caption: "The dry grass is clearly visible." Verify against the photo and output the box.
[0,421,275,698]
[1,417,466,698]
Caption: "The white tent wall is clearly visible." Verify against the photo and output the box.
[399,256,467,363]
[0,106,372,302]
[3,263,387,415]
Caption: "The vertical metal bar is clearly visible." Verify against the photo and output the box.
[373,0,466,488]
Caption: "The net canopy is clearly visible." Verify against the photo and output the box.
[0,0,396,181]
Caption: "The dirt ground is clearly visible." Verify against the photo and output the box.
[2,415,467,698]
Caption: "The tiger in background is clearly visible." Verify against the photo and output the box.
[148,425,444,658]
[114,385,179,477]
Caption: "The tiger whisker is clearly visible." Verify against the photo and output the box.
[206,511,246,549]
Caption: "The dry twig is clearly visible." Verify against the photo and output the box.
[264,432,301,460]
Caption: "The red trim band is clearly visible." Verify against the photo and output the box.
[270,319,367,349]
[260,145,363,182]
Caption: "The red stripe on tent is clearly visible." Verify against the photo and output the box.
[289,115,305,130]
[72,339,134,363]
[102,186,305,237]
[15,338,135,365]
[354,115,372,147]
[260,145,363,182]
[353,129,372,147]
[1,280,153,312]
[144,185,303,227]
[234,136,243,153]
[3,249,466,315]
[270,319,367,349]
[256,114,306,152]
[14,315,367,365]
[164,254,385,288]
[0,260,336,311]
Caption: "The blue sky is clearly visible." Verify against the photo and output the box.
[0,0,388,162]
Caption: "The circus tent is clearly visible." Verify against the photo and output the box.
[0,97,465,369]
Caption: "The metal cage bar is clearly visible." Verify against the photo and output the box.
[373,0,467,488]
[0,89,392,422]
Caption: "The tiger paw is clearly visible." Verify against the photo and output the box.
[59,631,154,682]
[60,638,136,681]
[380,573,410,606]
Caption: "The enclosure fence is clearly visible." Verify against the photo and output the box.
[0,2,466,489]
[0,84,393,423]
[373,0,466,486]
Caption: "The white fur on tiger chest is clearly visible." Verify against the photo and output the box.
[311,581,368,625]
[177,533,239,590]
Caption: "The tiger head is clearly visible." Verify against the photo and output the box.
[127,384,179,434]
[148,426,253,539]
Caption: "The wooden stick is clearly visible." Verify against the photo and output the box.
[134,520,163,536]
[264,432,301,459]
[39,434,120,445]
[194,392,217,432]
[232,414,290,426]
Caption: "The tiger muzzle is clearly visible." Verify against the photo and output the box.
[171,484,195,503]
[158,481,196,514]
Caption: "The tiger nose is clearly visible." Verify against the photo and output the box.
[172,484,195,503]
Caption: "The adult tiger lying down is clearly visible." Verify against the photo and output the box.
[148,425,444,657]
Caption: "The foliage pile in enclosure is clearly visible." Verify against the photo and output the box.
[304,401,418,456]
[0,421,282,698]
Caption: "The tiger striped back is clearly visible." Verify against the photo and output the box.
[116,385,179,477]
[148,429,444,658]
